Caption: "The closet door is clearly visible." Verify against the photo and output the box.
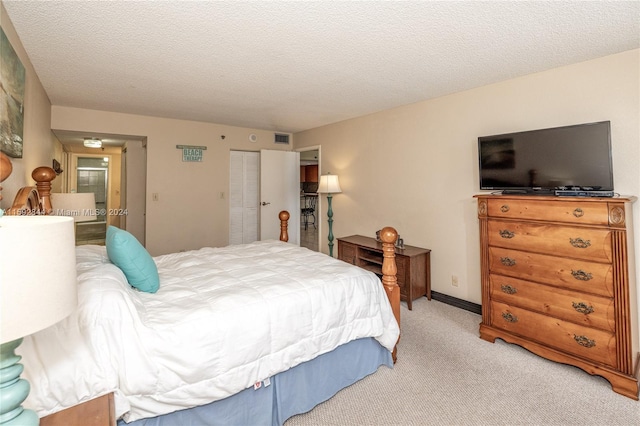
[229,151,259,245]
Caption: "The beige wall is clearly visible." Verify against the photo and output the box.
[5,0,638,319]
[1,3,54,208]
[294,49,640,309]
[51,106,291,255]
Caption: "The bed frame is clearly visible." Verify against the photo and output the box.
[4,163,402,422]
[278,210,401,360]
[4,165,401,358]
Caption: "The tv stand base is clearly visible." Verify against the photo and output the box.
[501,189,554,196]
[555,190,614,197]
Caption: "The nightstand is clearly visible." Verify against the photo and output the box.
[337,235,431,310]
[40,393,115,426]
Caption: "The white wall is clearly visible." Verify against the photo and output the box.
[294,49,640,310]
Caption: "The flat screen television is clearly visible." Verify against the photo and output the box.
[478,121,613,195]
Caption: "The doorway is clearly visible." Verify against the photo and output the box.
[53,129,147,245]
[298,147,320,252]
[76,157,109,244]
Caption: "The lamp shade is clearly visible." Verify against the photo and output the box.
[317,174,342,194]
[0,216,78,344]
[51,192,97,222]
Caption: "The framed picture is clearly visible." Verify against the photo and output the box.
[1,27,26,158]
[52,159,63,175]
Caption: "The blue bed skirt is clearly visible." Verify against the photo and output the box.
[119,337,392,426]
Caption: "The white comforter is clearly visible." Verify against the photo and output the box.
[21,241,399,421]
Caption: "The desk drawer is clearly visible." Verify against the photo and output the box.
[491,301,617,368]
[488,220,612,262]
[489,247,613,298]
[487,199,609,225]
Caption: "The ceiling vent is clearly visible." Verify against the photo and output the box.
[274,133,290,145]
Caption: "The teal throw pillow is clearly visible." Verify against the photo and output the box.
[106,226,159,293]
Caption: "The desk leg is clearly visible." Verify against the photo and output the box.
[426,252,432,300]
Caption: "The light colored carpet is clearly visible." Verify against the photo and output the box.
[286,298,639,425]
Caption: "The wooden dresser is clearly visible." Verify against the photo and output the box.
[476,194,639,399]
[337,235,431,310]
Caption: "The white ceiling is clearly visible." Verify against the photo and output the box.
[4,1,639,134]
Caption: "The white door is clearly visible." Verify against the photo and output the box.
[124,140,146,245]
[260,149,300,244]
[229,151,260,245]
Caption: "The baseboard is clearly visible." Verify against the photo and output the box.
[431,291,482,315]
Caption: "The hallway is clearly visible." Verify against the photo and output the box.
[299,223,319,252]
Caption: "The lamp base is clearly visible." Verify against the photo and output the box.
[0,339,39,425]
[1,409,38,426]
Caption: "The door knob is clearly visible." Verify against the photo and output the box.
[261,202,271,206]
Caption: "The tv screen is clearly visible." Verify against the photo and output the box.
[478,121,613,193]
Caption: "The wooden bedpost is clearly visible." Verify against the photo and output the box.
[380,226,400,363]
[6,166,56,215]
[31,166,56,214]
[0,152,13,201]
[279,210,290,242]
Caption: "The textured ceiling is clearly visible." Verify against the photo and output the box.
[3,1,639,134]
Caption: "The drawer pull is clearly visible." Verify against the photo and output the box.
[499,230,515,239]
[501,312,518,323]
[501,284,517,294]
[573,208,584,218]
[500,257,516,267]
[500,205,510,213]
[571,269,593,281]
[573,335,596,348]
[569,238,591,249]
[572,302,594,315]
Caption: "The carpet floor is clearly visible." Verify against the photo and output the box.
[286,298,639,425]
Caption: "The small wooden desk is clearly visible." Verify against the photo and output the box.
[40,393,115,426]
[337,235,431,310]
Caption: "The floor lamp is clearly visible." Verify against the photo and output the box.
[0,215,77,425]
[317,173,342,257]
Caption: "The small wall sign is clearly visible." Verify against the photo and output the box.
[176,145,207,162]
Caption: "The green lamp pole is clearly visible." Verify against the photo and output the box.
[317,173,342,257]
[326,192,335,256]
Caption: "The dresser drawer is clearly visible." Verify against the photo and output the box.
[489,247,613,297]
[487,220,612,262]
[491,301,617,368]
[489,274,615,332]
[487,198,610,225]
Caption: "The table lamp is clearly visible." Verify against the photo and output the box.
[317,173,342,257]
[0,215,77,425]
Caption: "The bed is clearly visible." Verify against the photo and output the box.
[3,163,401,425]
